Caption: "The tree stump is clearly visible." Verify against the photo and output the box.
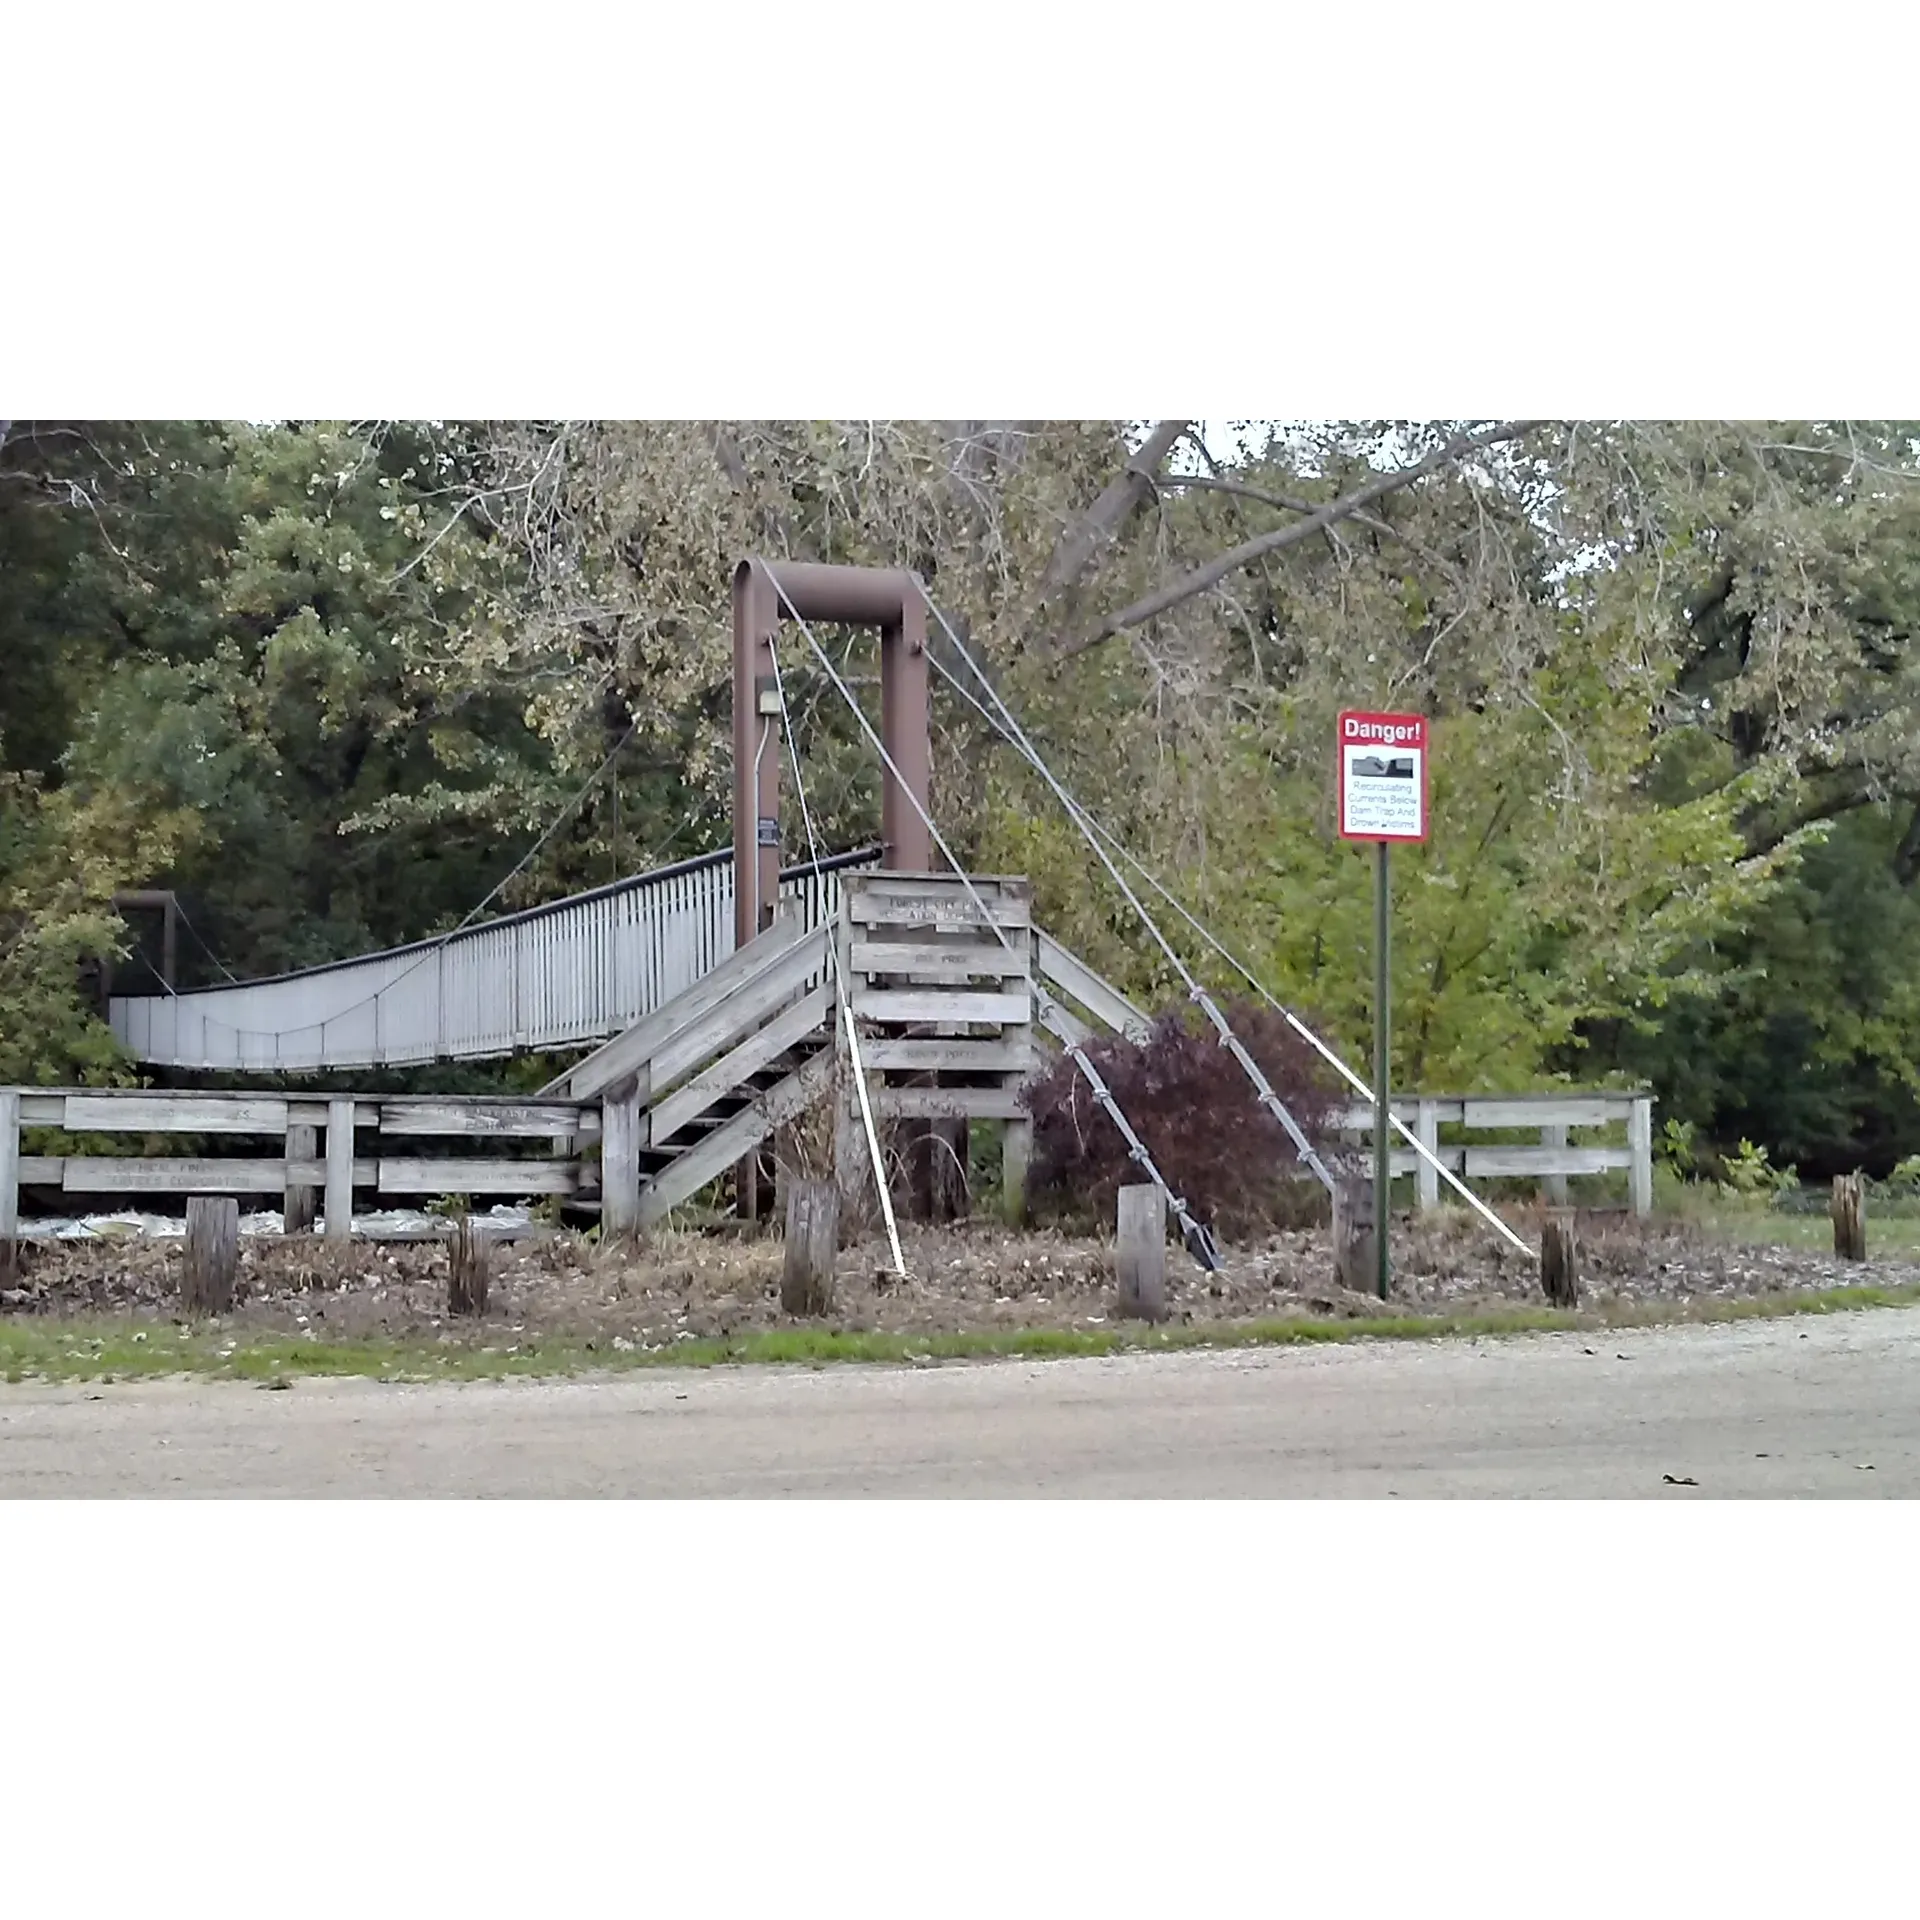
[1333,1176,1378,1297]
[182,1196,239,1315]
[1832,1172,1866,1262]
[1115,1183,1168,1322]
[447,1215,490,1316]
[782,1180,839,1316]
[1540,1210,1581,1307]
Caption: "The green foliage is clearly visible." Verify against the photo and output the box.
[1714,1138,1798,1198]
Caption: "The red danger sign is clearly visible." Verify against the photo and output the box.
[1338,710,1429,842]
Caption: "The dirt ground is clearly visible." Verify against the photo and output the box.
[2,1207,1906,1349]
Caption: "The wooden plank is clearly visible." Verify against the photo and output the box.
[544,916,819,1102]
[861,1037,1033,1073]
[1034,933,1151,1041]
[1333,1100,1465,1131]
[871,1087,1027,1121]
[18,1157,65,1185]
[638,1048,835,1226]
[60,1157,377,1194]
[649,985,831,1147]
[0,1089,17,1246]
[1462,1097,1635,1129]
[376,1100,600,1137]
[377,1159,580,1195]
[649,936,830,1093]
[851,872,1031,902]
[1037,996,1093,1050]
[62,1094,292,1135]
[850,940,1030,980]
[1462,1147,1630,1178]
[18,1093,64,1127]
[851,989,1029,1027]
[847,895,1032,931]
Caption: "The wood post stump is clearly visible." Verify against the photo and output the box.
[782,1180,838,1316]
[1832,1172,1866,1262]
[447,1215,490,1316]
[284,1122,318,1233]
[1001,1117,1032,1228]
[1115,1183,1167,1322]
[182,1196,239,1315]
[1540,1210,1581,1307]
[1333,1176,1378,1296]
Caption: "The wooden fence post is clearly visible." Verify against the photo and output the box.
[1628,1096,1654,1217]
[1333,1175,1378,1295]
[1541,1123,1569,1205]
[781,1179,839,1316]
[601,1079,642,1241]
[284,1120,318,1233]
[447,1215,490,1315]
[0,1089,19,1281]
[182,1196,239,1314]
[1832,1172,1866,1262]
[1001,1117,1032,1227]
[1115,1183,1167,1322]
[1541,1210,1581,1307]
[1415,1098,1439,1211]
[325,1098,355,1249]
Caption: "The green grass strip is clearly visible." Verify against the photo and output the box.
[1,1281,1916,1386]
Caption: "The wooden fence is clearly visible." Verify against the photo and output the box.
[1331,1091,1655,1215]
[0,1087,597,1249]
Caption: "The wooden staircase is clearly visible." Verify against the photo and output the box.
[540,882,1152,1231]
[542,913,835,1226]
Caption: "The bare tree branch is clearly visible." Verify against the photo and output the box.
[1157,471,1466,590]
[1036,418,1188,603]
[1057,420,1537,659]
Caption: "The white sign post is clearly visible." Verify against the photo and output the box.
[1337,711,1430,1297]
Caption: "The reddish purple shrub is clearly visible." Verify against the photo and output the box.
[1021,998,1346,1237]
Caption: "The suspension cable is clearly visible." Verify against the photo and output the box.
[758,561,1222,1271]
[765,626,905,1277]
[920,633,1534,1257]
[913,585,1334,1194]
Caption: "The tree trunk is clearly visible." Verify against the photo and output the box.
[1831,1173,1866,1262]
[182,1196,239,1315]
[781,1180,839,1316]
[1540,1211,1581,1307]
[1115,1183,1168,1322]
[448,1216,490,1316]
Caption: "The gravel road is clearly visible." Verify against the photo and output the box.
[3,1309,1917,1496]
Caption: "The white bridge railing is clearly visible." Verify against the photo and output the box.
[107,847,879,1073]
